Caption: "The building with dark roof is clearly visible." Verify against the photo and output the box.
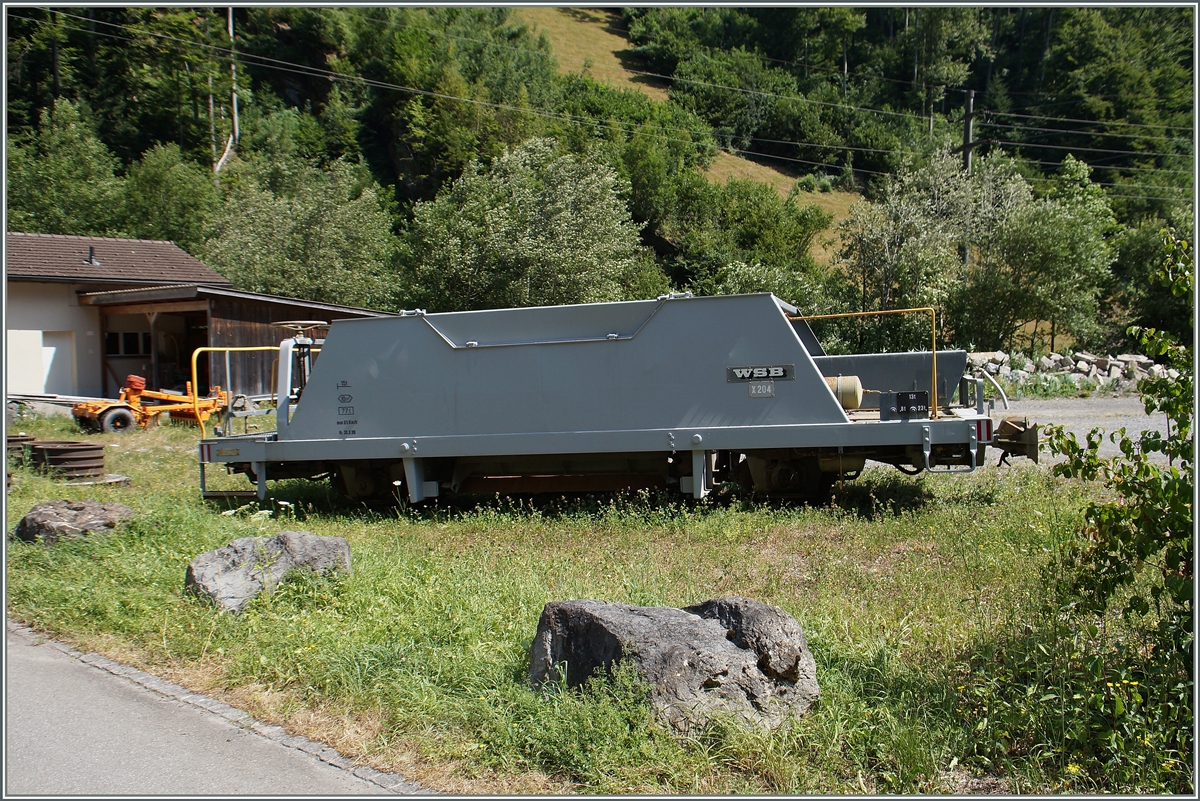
[6,232,233,286]
[6,232,389,398]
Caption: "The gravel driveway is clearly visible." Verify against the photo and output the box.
[991,394,1175,464]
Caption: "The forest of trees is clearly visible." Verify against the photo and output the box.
[6,7,1194,353]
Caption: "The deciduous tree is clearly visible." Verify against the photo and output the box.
[403,138,653,312]
[7,98,124,236]
[202,157,397,310]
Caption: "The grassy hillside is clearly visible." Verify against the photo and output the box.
[516,6,669,100]
[515,7,860,263]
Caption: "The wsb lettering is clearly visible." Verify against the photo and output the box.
[726,364,794,382]
[732,367,786,379]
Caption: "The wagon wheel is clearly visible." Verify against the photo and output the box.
[100,407,137,434]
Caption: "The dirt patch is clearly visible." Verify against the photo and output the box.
[703,150,798,197]
[938,767,1012,794]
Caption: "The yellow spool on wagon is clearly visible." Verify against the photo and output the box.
[824,375,863,411]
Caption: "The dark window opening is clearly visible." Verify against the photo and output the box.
[107,331,152,356]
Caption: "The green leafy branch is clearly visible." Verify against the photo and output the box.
[1045,227,1193,632]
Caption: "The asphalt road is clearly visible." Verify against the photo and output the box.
[5,622,422,796]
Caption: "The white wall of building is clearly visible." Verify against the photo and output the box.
[5,281,102,396]
[6,330,44,393]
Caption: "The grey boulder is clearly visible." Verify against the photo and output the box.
[528,596,819,731]
[185,530,352,614]
[9,500,135,544]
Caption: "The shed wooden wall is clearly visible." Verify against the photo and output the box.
[207,298,366,398]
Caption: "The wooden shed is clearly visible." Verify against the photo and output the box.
[6,232,232,397]
[78,284,390,398]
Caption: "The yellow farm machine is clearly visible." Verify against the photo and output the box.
[73,375,228,433]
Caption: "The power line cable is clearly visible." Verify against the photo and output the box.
[992,138,1189,159]
[341,7,922,89]
[980,117,1193,141]
[37,9,1194,148]
[38,6,1195,139]
[1006,156,1192,176]
[622,66,935,123]
[728,148,887,176]
[13,25,1185,204]
[371,10,1194,134]
[10,16,698,139]
[1029,176,1192,193]
[225,7,935,126]
[1099,193,1191,202]
[990,108,1193,132]
[13,13,895,180]
[16,11,1192,185]
[350,6,1192,131]
[10,11,918,164]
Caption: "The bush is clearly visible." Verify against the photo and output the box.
[1019,227,1195,791]
[1048,228,1193,638]
[796,173,833,194]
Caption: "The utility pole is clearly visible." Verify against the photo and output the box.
[50,10,61,98]
[208,75,217,167]
[213,8,239,180]
[954,89,992,175]
[958,89,978,268]
[962,89,976,173]
[229,7,239,145]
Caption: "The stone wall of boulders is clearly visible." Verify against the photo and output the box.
[967,350,1172,394]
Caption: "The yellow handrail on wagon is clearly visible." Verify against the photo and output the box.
[788,307,940,419]
[190,346,281,438]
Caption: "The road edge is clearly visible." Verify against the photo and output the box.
[5,619,431,795]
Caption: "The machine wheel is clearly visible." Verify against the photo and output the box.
[100,407,137,434]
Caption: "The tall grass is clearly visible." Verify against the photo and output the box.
[4,413,1189,793]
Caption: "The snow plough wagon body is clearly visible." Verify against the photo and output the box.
[198,293,1037,502]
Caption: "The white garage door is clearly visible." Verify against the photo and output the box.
[6,330,76,395]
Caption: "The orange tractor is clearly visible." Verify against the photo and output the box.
[73,375,228,433]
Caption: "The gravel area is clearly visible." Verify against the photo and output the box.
[991,394,1174,464]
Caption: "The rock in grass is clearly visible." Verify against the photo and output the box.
[185,530,351,614]
[528,596,819,732]
[9,500,135,544]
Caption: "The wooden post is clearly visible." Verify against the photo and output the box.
[100,310,109,398]
[146,312,159,390]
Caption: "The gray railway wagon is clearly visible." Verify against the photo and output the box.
[198,293,1036,502]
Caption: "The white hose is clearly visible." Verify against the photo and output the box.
[978,369,1010,410]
